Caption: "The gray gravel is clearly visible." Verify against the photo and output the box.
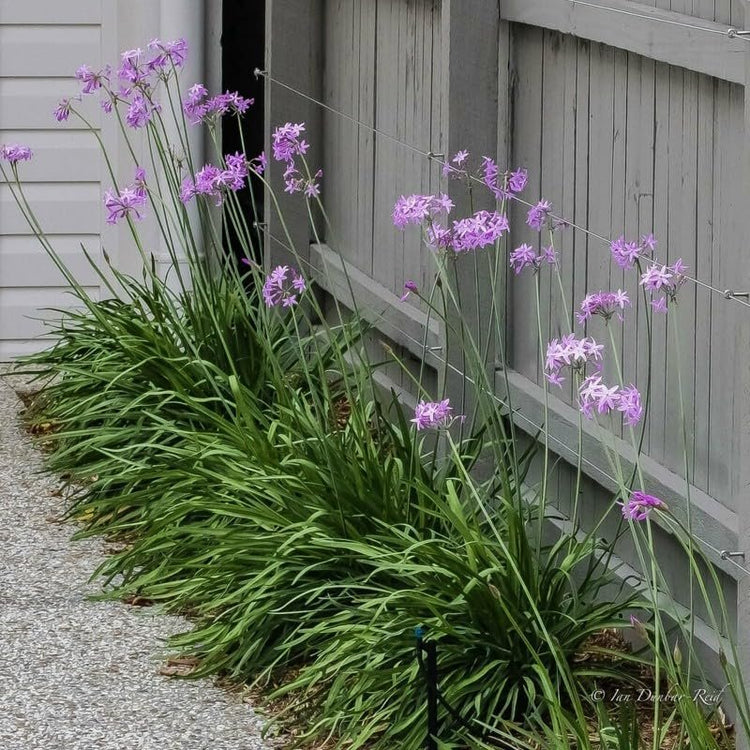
[0,373,277,750]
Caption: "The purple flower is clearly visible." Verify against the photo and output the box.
[452,149,469,166]
[610,236,640,269]
[76,64,110,95]
[272,122,309,163]
[392,193,454,230]
[617,384,643,426]
[509,243,558,275]
[509,243,537,274]
[442,149,470,177]
[651,297,668,314]
[508,168,528,194]
[180,157,249,205]
[426,221,452,250]
[146,38,189,72]
[527,200,551,231]
[103,167,148,225]
[576,290,631,324]
[411,399,455,430]
[545,334,603,386]
[263,265,306,308]
[578,375,620,418]
[577,377,643,425]
[639,264,672,292]
[184,83,209,123]
[480,157,503,198]
[640,259,688,311]
[450,210,509,252]
[620,491,664,521]
[54,98,76,122]
[126,91,159,129]
[250,151,267,175]
[304,172,322,198]
[541,245,557,265]
[184,87,253,124]
[400,280,418,301]
[1,144,33,163]
[640,234,658,253]
[610,235,642,269]
[118,48,149,86]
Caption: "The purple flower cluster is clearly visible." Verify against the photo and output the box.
[481,157,528,201]
[62,39,188,127]
[450,210,510,253]
[76,63,111,95]
[441,150,469,178]
[183,83,253,125]
[180,153,249,205]
[392,194,454,230]
[578,377,643,425]
[118,39,188,85]
[576,290,631,324]
[271,122,321,196]
[146,38,189,72]
[393,195,508,253]
[263,265,306,308]
[103,167,148,225]
[526,200,552,231]
[545,334,604,387]
[411,399,454,431]
[610,234,657,269]
[619,491,664,521]
[640,259,688,313]
[509,243,557,274]
[1,144,33,164]
[126,91,160,129]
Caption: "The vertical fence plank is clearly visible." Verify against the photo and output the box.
[264,0,324,269]
[509,27,543,381]
[736,8,750,747]
[648,61,670,464]
[709,81,733,502]
[439,0,499,420]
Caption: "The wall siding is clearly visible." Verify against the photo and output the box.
[0,12,104,357]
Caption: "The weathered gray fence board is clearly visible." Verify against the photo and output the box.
[265,0,324,270]
[500,0,746,84]
[693,73,714,493]
[508,26,542,382]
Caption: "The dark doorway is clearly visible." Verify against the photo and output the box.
[222,0,265,264]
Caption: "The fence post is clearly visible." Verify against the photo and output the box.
[438,0,502,429]
[264,0,324,270]
[735,5,750,747]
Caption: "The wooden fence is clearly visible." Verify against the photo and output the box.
[265,0,750,728]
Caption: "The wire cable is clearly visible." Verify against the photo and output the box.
[567,0,739,37]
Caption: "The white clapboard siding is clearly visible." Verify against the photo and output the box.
[0,26,101,76]
[0,5,104,358]
[0,79,102,130]
[0,0,102,24]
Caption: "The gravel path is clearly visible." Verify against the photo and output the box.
[0,373,276,750]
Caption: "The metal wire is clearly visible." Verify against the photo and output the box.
[567,0,739,37]
[256,68,750,310]
[265,229,750,579]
